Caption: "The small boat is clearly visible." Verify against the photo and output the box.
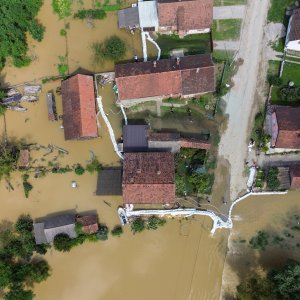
[118,207,128,226]
[6,105,27,112]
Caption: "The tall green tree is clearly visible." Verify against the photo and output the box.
[0,0,45,68]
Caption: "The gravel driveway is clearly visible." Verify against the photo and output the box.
[213,5,246,20]
[218,0,271,201]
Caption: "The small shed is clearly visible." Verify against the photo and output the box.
[290,165,300,189]
[123,125,149,152]
[77,215,99,234]
[118,7,140,29]
[96,168,122,196]
[18,149,30,168]
[138,1,159,31]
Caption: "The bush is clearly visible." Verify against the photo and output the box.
[60,29,67,36]
[15,215,33,234]
[52,0,72,19]
[97,225,109,241]
[267,74,282,86]
[266,167,280,191]
[53,234,73,252]
[74,9,106,20]
[4,285,34,300]
[92,36,126,64]
[188,173,214,195]
[74,165,85,175]
[131,218,145,234]
[86,159,102,174]
[147,216,166,230]
[249,230,269,250]
[111,225,123,237]
[29,260,50,283]
[22,174,33,198]
[34,243,50,255]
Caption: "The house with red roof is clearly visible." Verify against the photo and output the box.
[61,74,97,140]
[157,0,213,35]
[115,54,215,106]
[122,152,175,204]
[289,165,300,189]
[271,106,300,149]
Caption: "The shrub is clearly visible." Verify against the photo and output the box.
[53,233,73,252]
[15,215,33,234]
[267,74,282,86]
[92,36,126,64]
[74,165,85,175]
[147,216,166,230]
[111,225,123,237]
[52,0,73,19]
[34,243,50,255]
[60,29,67,36]
[97,225,109,240]
[22,175,33,198]
[86,159,102,174]
[74,9,106,20]
[249,230,269,250]
[131,218,145,234]
[29,260,50,283]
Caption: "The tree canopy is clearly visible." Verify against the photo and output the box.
[0,0,45,69]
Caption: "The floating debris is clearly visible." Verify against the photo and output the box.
[24,84,41,94]
[5,88,20,97]
[2,94,22,105]
[6,105,27,112]
[47,92,57,121]
[21,95,38,102]
[48,144,69,155]
[71,181,78,188]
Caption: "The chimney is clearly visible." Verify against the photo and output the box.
[153,61,157,68]
[196,67,200,73]
[156,170,161,175]
[136,168,141,174]
[176,57,180,66]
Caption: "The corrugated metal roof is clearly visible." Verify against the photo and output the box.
[118,7,139,28]
[44,214,76,229]
[96,169,123,195]
[138,1,159,29]
[123,125,149,152]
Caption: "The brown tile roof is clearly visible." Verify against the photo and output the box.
[157,0,213,32]
[179,138,211,149]
[115,55,215,101]
[122,152,175,204]
[289,165,300,189]
[274,106,300,148]
[288,8,300,42]
[62,74,97,140]
[77,215,99,234]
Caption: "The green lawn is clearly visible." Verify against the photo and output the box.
[212,19,241,41]
[271,63,300,105]
[214,0,246,5]
[212,50,235,63]
[282,62,300,85]
[268,0,295,23]
[155,33,211,57]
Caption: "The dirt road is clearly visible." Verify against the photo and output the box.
[218,0,270,201]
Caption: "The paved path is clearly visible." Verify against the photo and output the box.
[218,0,270,200]
[213,5,246,20]
[214,40,240,50]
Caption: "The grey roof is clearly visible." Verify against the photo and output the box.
[123,125,149,152]
[44,214,76,229]
[33,214,77,245]
[118,7,139,28]
[96,168,122,195]
[138,1,159,29]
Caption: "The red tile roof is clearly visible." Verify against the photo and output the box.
[179,138,211,149]
[290,165,300,189]
[115,55,215,101]
[62,74,97,140]
[157,0,213,32]
[288,8,300,42]
[77,215,99,234]
[122,152,175,204]
[19,149,30,168]
[273,106,300,149]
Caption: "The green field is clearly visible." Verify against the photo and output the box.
[212,19,241,40]
[155,33,211,57]
[268,0,295,23]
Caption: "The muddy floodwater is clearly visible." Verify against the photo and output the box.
[1,1,300,300]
